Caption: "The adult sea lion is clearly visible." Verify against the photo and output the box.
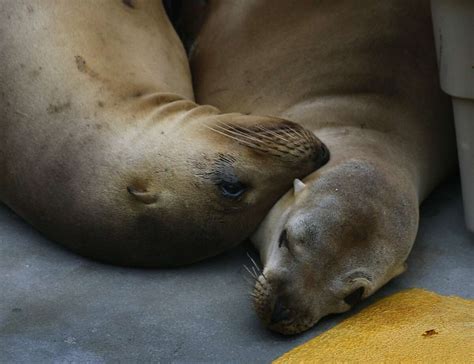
[0,1,329,267]
[189,0,458,333]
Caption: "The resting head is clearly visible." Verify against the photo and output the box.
[121,115,329,266]
[251,158,418,334]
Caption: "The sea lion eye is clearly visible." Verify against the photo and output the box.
[218,180,246,199]
[344,287,364,306]
[278,229,289,248]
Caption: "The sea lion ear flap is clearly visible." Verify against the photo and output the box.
[127,186,158,205]
[293,178,306,195]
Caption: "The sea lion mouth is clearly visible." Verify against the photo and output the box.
[270,319,316,335]
[252,276,326,335]
[249,274,313,335]
[244,256,319,335]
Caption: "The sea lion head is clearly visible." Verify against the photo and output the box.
[250,159,418,334]
[123,115,329,266]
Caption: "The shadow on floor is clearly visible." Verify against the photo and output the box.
[0,177,472,363]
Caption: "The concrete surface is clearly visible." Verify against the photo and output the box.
[0,176,473,363]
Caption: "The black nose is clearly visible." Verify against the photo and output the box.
[315,142,330,168]
[270,298,291,324]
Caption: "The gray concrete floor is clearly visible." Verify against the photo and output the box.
[0,176,473,363]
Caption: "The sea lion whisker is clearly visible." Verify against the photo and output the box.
[254,124,293,144]
[253,124,294,144]
[227,125,282,144]
[243,275,255,287]
[213,120,242,129]
[251,266,259,278]
[205,126,263,149]
[212,122,293,147]
[246,252,262,274]
[281,126,311,145]
[231,124,285,144]
[208,124,313,160]
[206,124,261,143]
[286,127,316,146]
[287,126,308,141]
[207,126,277,153]
[210,124,277,146]
[255,279,265,288]
[243,264,258,279]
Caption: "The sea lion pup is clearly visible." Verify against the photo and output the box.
[0,1,329,267]
[188,0,457,333]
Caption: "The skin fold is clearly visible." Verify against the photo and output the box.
[188,0,457,333]
[0,0,329,267]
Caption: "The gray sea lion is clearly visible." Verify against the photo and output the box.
[0,1,328,267]
[189,0,457,333]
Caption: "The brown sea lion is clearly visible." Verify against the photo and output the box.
[0,0,328,267]
[189,0,457,333]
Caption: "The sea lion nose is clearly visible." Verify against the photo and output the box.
[315,142,330,168]
[270,298,291,324]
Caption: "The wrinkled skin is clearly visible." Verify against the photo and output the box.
[0,0,328,267]
[188,0,457,333]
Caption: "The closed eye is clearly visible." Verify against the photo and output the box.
[278,229,289,249]
[218,180,247,199]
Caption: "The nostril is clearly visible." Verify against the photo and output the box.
[270,298,291,324]
[315,142,330,168]
[344,287,365,306]
[315,142,331,168]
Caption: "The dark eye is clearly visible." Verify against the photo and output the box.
[278,229,289,248]
[344,287,364,306]
[218,181,246,199]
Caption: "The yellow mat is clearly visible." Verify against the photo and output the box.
[275,289,473,363]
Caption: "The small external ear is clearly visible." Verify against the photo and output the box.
[127,186,158,204]
[293,178,306,195]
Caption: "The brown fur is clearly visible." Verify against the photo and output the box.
[0,0,328,267]
[188,0,457,333]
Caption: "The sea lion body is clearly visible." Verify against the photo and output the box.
[190,0,457,332]
[0,1,328,267]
